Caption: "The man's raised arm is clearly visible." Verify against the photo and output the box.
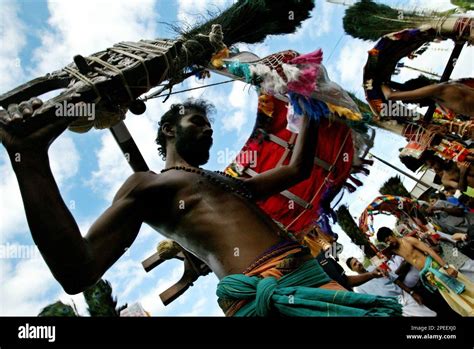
[243,113,319,200]
[0,99,148,294]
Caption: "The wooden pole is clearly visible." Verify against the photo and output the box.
[369,152,433,189]
[110,122,149,172]
[423,41,465,122]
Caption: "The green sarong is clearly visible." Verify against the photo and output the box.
[216,259,402,317]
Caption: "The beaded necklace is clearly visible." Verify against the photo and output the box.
[160,166,253,200]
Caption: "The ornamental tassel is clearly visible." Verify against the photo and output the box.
[258,67,288,94]
[227,61,253,82]
[289,48,323,65]
[286,49,323,96]
[352,165,370,176]
[349,175,363,187]
[287,66,319,96]
[281,63,300,82]
[344,183,357,193]
[288,92,329,122]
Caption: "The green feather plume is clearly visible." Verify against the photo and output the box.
[38,301,78,317]
[184,0,315,45]
[343,0,446,41]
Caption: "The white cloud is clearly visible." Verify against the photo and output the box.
[0,155,28,241]
[233,43,271,59]
[103,258,149,299]
[49,135,80,185]
[221,110,246,133]
[176,0,231,27]
[228,81,249,109]
[0,255,60,316]
[0,135,79,242]
[288,0,336,42]
[219,81,256,134]
[137,262,222,316]
[403,0,456,12]
[329,38,374,98]
[87,131,134,202]
[31,0,158,76]
[395,41,474,83]
[0,1,26,92]
[137,263,184,315]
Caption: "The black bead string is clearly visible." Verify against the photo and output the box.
[161,166,253,200]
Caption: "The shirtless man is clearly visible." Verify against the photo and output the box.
[376,227,458,277]
[0,97,319,295]
[424,150,473,192]
[376,227,474,316]
[381,81,474,118]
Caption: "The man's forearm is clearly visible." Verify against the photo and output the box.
[458,168,468,192]
[346,273,375,287]
[9,151,92,274]
[441,206,465,216]
[289,115,319,174]
[425,246,448,268]
[387,84,442,101]
[395,279,412,294]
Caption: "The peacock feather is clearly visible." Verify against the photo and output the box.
[38,301,78,317]
[343,0,448,41]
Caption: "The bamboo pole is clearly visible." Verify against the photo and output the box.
[369,152,434,189]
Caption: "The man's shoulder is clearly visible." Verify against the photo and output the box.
[116,170,172,200]
[124,170,160,188]
[402,236,419,245]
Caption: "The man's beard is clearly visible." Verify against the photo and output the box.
[175,125,212,167]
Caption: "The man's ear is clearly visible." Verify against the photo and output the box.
[162,122,175,138]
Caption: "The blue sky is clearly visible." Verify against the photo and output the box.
[0,0,472,316]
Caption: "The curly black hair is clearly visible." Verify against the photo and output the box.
[155,98,215,160]
[346,257,356,270]
[376,227,393,243]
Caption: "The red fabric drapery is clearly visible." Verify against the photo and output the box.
[226,96,354,234]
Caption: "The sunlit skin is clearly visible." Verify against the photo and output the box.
[381,82,474,118]
[382,234,458,278]
[348,257,424,304]
[0,98,319,294]
[426,158,473,192]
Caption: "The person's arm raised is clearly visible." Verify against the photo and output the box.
[242,114,319,201]
[1,99,149,294]
[381,83,444,102]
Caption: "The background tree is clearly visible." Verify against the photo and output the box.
[451,0,473,11]
[379,175,411,197]
[83,279,127,317]
[38,279,127,317]
[38,301,78,317]
[336,204,376,258]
